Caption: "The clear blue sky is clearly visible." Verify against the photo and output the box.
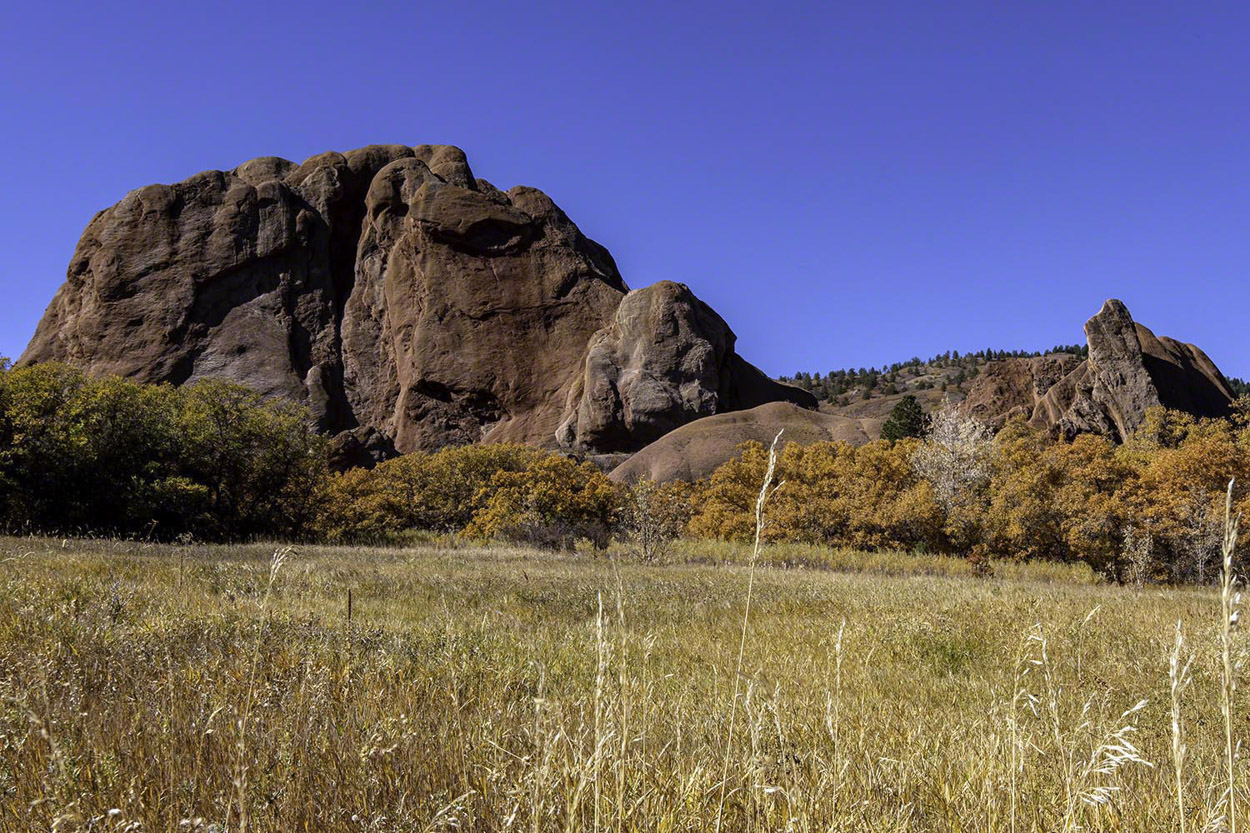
[2,1,1247,377]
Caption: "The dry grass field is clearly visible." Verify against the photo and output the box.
[0,535,1245,832]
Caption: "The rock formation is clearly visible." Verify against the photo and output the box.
[336,150,627,451]
[959,353,1083,430]
[556,281,816,453]
[327,426,399,472]
[963,299,1235,440]
[22,145,813,460]
[1043,299,1235,440]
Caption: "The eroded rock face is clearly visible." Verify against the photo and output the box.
[960,354,1083,430]
[22,145,422,433]
[962,299,1235,441]
[1050,300,1236,440]
[339,151,627,452]
[556,281,816,453]
[23,145,813,461]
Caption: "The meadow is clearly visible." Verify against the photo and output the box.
[0,534,1245,832]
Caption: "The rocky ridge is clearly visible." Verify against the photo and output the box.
[963,299,1236,440]
[615,299,1237,483]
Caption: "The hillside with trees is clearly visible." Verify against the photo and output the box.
[776,345,1088,437]
[779,345,1087,405]
[2,359,1247,584]
[780,344,1246,440]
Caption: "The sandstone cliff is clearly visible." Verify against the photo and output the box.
[557,281,815,453]
[959,354,1083,430]
[22,145,812,459]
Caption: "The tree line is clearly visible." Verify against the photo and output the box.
[778,345,1088,403]
[1,361,1248,583]
[0,361,326,541]
[690,402,1250,582]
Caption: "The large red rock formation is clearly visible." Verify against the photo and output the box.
[21,145,813,459]
[557,281,816,453]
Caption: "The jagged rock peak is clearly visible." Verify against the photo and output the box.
[1055,298,1235,439]
[962,298,1235,441]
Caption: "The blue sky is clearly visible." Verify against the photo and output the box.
[2,0,1247,377]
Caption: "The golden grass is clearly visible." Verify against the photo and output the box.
[0,533,1245,831]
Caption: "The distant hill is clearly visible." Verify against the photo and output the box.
[779,312,1246,443]
[778,345,1090,436]
[779,344,1088,406]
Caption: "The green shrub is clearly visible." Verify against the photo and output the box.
[0,364,326,541]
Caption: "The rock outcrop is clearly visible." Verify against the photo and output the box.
[336,150,627,451]
[1044,300,1235,440]
[556,281,816,453]
[22,145,814,460]
[609,401,871,483]
[962,299,1235,440]
[327,426,399,472]
[959,353,1083,430]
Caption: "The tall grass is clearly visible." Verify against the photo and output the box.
[1170,619,1192,833]
[715,429,783,833]
[0,480,1244,831]
[1221,478,1244,833]
[231,546,290,833]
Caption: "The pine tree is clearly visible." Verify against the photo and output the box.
[880,394,926,442]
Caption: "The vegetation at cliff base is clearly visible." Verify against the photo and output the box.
[0,362,325,541]
[2,362,1249,585]
[0,531,1242,831]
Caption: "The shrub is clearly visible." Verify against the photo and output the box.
[464,453,619,549]
[687,441,775,542]
[686,404,1250,582]
[177,380,328,540]
[688,438,943,551]
[0,363,326,541]
[618,478,697,562]
[316,444,545,541]
[913,404,995,550]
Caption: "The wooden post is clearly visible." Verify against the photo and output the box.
[347,588,353,625]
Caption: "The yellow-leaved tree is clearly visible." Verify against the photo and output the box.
[688,438,942,551]
[464,453,620,548]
